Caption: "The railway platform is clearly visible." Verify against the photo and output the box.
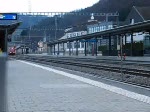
[7,59,150,112]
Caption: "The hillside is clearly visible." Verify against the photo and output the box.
[18,15,47,28]
[83,0,150,21]
[21,0,150,42]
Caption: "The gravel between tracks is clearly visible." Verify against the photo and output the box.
[57,59,150,71]
[12,56,150,88]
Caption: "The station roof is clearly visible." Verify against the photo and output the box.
[48,20,150,45]
[134,6,150,21]
[0,22,21,35]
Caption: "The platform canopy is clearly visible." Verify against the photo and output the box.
[0,22,21,52]
[48,20,150,45]
[0,22,21,34]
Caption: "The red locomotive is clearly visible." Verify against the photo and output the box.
[8,46,16,55]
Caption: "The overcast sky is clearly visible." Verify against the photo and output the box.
[0,0,99,12]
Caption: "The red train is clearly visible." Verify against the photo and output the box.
[8,46,16,55]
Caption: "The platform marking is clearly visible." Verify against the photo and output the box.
[18,60,150,104]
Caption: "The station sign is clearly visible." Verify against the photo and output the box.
[0,13,17,20]
[80,39,97,43]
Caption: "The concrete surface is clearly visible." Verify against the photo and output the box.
[7,60,150,112]
[0,56,7,112]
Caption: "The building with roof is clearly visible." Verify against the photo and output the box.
[86,21,120,55]
[54,16,99,55]
[50,7,150,56]
[87,21,117,34]
[125,6,150,56]
[54,26,88,55]
[125,6,150,24]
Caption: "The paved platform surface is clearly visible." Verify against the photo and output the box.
[27,54,150,62]
[7,60,150,112]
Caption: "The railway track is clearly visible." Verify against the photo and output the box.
[10,55,150,88]
[13,55,150,77]
[25,55,150,67]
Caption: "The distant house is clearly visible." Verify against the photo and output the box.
[125,6,150,24]
[125,6,150,56]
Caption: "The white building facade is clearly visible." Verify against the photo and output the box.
[53,30,87,55]
[87,21,118,55]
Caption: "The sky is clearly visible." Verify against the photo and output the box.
[0,0,99,12]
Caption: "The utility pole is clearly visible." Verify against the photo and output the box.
[28,0,31,41]
[43,30,46,42]
[55,15,58,40]
[28,0,32,53]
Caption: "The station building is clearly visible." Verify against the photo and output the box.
[87,21,119,55]
[54,16,98,56]
[56,15,124,56]
[125,6,150,56]
[49,6,150,56]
